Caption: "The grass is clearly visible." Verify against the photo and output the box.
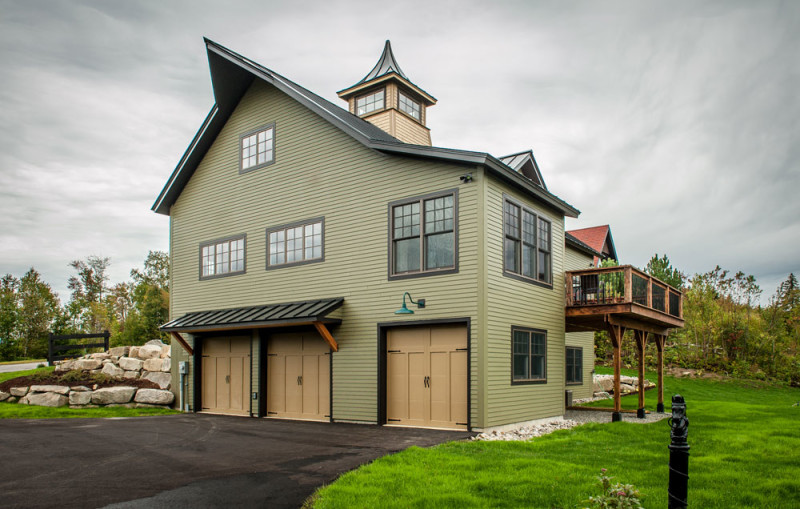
[310,371,800,508]
[0,367,179,419]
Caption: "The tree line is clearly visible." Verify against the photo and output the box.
[0,251,168,361]
[596,254,800,385]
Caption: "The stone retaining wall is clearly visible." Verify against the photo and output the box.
[0,339,174,409]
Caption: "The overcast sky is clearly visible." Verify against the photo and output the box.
[1,0,797,304]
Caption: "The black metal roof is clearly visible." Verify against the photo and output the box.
[160,297,344,333]
[151,39,579,219]
[359,40,407,83]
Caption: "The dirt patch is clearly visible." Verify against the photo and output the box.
[0,373,160,392]
[666,367,725,380]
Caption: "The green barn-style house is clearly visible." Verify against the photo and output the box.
[153,39,683,431]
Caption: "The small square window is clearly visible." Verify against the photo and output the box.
[398,91,421,120]
[356,89,385,116]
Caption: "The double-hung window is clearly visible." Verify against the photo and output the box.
[512,327,547,383]
[566,347,583,385]
[390,191,457,278]
[267,219,324,269]
[200,235,246,279]
[240,123,275,173]
[356,89,385,116]
[398,91,421,120]
[503,197,552,285]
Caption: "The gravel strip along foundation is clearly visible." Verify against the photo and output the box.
[473,410,669,441]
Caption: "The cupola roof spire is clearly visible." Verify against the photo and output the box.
[358,40,407,83]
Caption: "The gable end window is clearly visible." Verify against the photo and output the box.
[200,235,246,280]
[240,124,275,173]
[398,91,421,120]
[389,190,458,279]
[266,218,324,269]
[566,347,583,385]
[503,196,552,286]
[512,327,547,383]
[356,89,385,116]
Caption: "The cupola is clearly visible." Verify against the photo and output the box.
[338,41,436,146]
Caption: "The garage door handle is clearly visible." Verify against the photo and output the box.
[225,375,230,384]
[297,376,303,386]
[424,376,430,388]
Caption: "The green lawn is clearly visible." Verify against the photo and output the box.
[310,371,800,508]
[1,367,178,419]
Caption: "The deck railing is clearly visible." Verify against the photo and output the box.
[565,265,683,319]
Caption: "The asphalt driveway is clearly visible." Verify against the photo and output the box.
[0,414,471,508]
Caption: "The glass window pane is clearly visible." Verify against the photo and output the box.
[522,244,535,278]
[505,238,519,273]
[425,232,454,269]
[394,238,420,273]
[513,354,529,380]
[531,355,544,379]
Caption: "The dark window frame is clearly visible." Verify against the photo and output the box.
[502,194,553,288]
[239,123,276,174]
[566,346,583,385]
[199,234,247,281]
[388,189,459,280]
[265,217,325,270]
[511,326,547,385]
[355,88,386,116]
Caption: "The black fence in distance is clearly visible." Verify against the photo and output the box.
[48,331,110,366]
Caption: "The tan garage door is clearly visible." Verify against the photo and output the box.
[266,332,330,421]
[201,336,251,416]
[387,325,468,430]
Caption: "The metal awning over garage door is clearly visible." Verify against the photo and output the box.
[161,297,344,353]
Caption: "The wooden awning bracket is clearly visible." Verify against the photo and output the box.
[313,321,339,352]
[171,332,193,356]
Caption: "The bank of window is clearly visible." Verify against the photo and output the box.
[512,327,547,382]
[201,236,246,279]
[391,192,456,276]
[566,347,583,384]
[356,89,385,116]
[241,124,275,172]
[267,220,323,268]
[503,198,552,284]
[398,92,421,120]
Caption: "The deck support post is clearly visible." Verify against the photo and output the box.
[606,321,626,422]
[656,334,666,413]
[635,330,648,418]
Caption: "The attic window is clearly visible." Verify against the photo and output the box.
[398,92,420,120]
[240,124,275,173]
[356,89,385,116]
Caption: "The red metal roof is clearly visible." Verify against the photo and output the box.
[567,225,611,255]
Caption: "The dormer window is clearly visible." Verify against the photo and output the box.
[356,89,385,116]
[398,91,420,120]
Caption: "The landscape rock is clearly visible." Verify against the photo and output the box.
[119,357,143,371]
[91,387,136,405]
[473,419,579,441]
[90,369,103,375]
[0,391,10,402]
[90,353,111,360]
[129,346,140,359]
[593,379,603,393]
[30,385,70,395]
[123,371,139,380]
[70,386,91,392]
[160,345,171,358]
[24,392,69,407]
[145,339,165,347]
[109,346,129,357]
[143,358,171,372]
[141,371,171,390]
[55,360,75,373]
[101,363,124,378]
[105,403,135,408]
[619,383,636,394]
[74,359,102,370]
[7,396,17,403]
[102,359,112,365]
[137,344,162,360]
[134,389,175,405]
[10,387,29,397]
[69,391,93,405]
[18,395,29,404]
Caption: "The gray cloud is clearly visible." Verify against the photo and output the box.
[0,0,797,303]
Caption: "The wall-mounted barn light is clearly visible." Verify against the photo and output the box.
[395,292,426,314]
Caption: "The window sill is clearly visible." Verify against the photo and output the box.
[389,267,458,281]
[566,381,583,386]
[511,379,547,386]
[199,270,246,281]
[503,270,553,289]
[266,258,324,271]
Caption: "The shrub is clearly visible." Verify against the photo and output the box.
[91,373,112,384]
[584,469,643,509]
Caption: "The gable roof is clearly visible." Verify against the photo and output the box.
[499,150,547,190]
[565,232,602,258]
[152,39,579,219]
[567,225,618,261]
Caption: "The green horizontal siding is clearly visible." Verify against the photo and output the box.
[170,80,480,424]
[564,246,597,399]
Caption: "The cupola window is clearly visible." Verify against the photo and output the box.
[356,89,385,116]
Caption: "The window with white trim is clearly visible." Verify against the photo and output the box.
[201,236,246,279]
[267,219,323,268]
[241,124,274,172]
[356,89,385,116]
[398,91,421,120]
[503,198,552,285]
